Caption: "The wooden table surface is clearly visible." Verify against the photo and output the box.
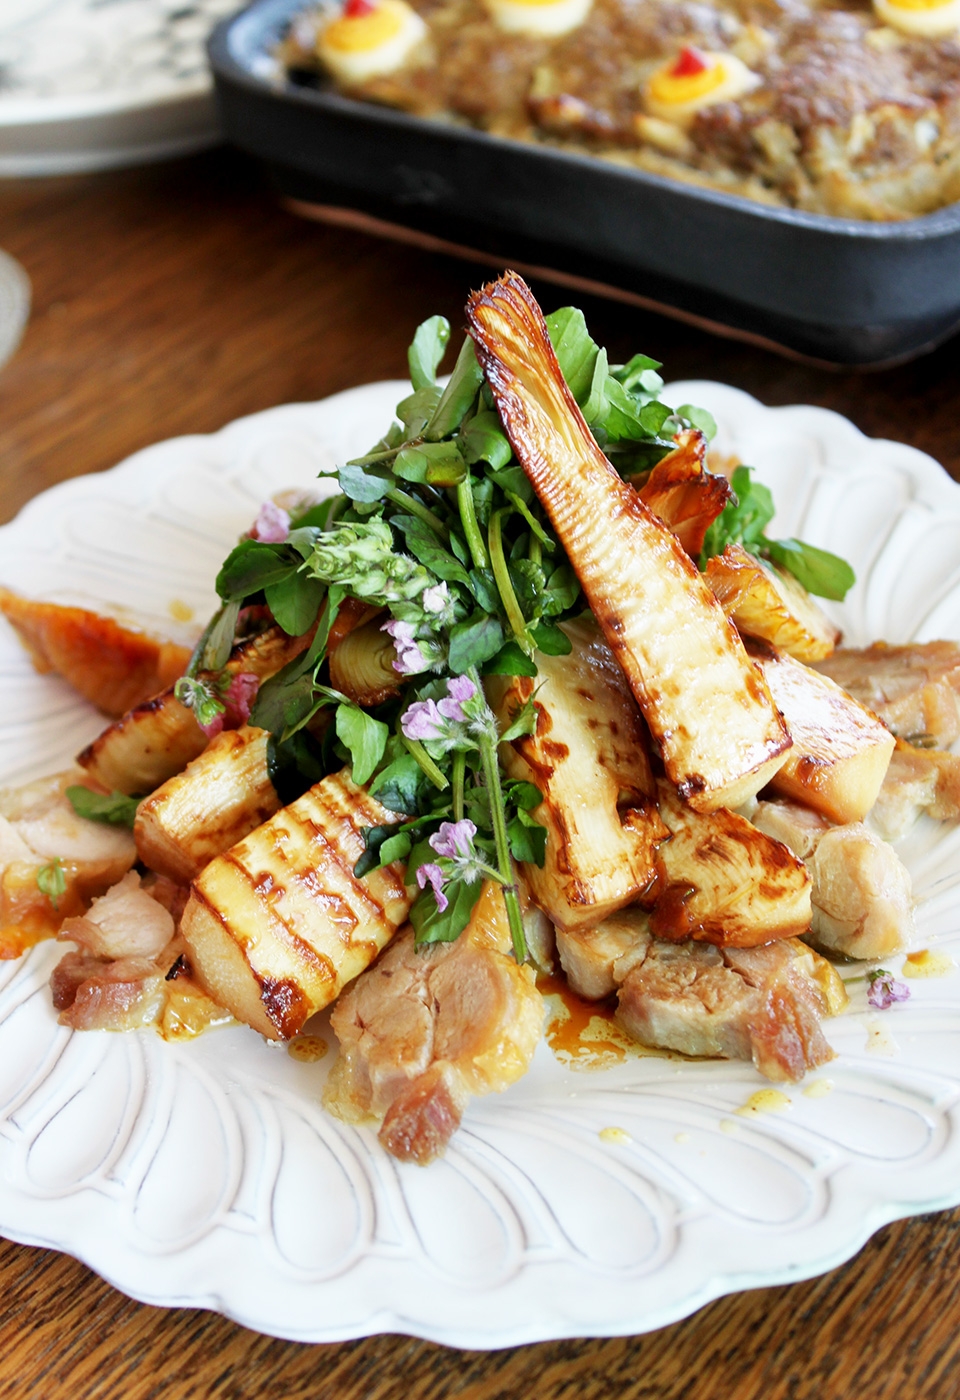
[1,148,959,1400]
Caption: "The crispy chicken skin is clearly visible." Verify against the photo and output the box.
[814,641,960,748]
[466,272,790,813]
[325,881,543,1164]
[0,587,193,718]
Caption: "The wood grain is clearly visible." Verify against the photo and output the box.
[1,147,959,1399]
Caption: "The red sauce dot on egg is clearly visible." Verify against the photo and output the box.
[344,0,377,15]
[670,46,710,78]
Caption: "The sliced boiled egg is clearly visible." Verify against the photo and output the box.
[317,0,428,84]
[485,0,593,39]
[872,0,960,37]
[644,46,760,125]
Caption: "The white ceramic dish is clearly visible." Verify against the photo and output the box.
[0,0,238,176]
[1,379,959,1347]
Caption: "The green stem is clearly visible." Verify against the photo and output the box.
[322,494,347,530]
[401,736,449,790]
[528,532,542,567]
[387,488,449,539]
[456,477,489,570]
[488,510,529,644]
[470,667,527,962]
[452,750,466,822]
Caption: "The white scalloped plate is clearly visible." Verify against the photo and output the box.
[1,380,959,1348]
[0,0,237,176]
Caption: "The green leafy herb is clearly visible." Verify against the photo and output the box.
[764,538,856,602]
[65,787,139,828]
[335,704,389,786]
[216,541,298,603]
[700,465,855,600]
[264,571,325,637]
[676,403,717,442]
[36,858,67,910]
[410,876,484,946]
[483,640,538,677]
[460,410,513,470]
[448,612,504,672]
[425,337,483,441]
[408,314,451,392]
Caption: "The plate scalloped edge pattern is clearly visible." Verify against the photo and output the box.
[1,378,959,1349]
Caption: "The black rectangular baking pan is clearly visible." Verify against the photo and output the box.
[210,0,960,367]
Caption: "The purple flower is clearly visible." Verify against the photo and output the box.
[383,619,429,676]
[252,501,291,543]
[429,819,477,861]
[867,969,911,1010]
[401,698,445,741]
[437,674,476,723]
[416,862,448,913]
[421,582,450,615]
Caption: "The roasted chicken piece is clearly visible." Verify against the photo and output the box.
[134,725,281,884]
[617,935,845,1084]
[650,780,811,947]
[555,907,846,1082]
[180,768,411,1039]
[554,907,651,1000]
[467,272,790,812]
[53,871,227,1036]
[705,544,840,663]
[753,799,915,960]
[814,641,960,748]
[78,624,310,795]
[753,643,895,825]
[633,428,733,559]
[325,880,543,1164]
[488,616,666,930]
[0,771,137,958]
[870,738,960,841]
[0,587,194,718]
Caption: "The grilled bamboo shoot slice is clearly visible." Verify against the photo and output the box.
[652,780,811,946]
[705,544,840,662]
[78,625,310,795]
[134,726,281,884]
[488,617,667,929]
[466,272,790,812]
[754,643,895,824]
[633,428,733,558]
[180,769,410,1039]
